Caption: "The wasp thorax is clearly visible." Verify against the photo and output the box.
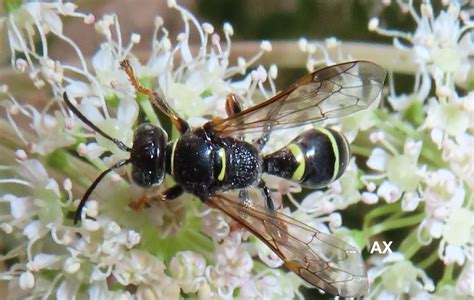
[263,128,350,189]
[130,123,168,187]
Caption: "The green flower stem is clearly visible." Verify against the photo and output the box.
[417,250,440,269]
[399,229,422,259]
[144,226,214,263]
[350,144,373,157]
[363,202,400,234]
[366,213,425,237]
[181,228,214,255]
[374,110,417,137]
[385,210,405,222]
[374,110,446,169]
[440,264,455,286]
[45,149,91,189]
[88,157,108,172]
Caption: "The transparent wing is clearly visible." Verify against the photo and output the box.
[209,61,386,137]
[208,192,369,297]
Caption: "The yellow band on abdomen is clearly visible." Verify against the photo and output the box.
[316,127,339,181]
[288,143,305,181]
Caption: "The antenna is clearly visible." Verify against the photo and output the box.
[63,92,132,152]
[74,158,130,224]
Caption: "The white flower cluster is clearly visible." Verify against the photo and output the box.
[2,0,472,298]
[362,1,474,298]
[0,1,313,299]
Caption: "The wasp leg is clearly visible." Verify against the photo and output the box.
[161,185,184,200]
[253,126,272,151]
[225,93,242,117]
[120,60,190,134]
[258,180,288,243]
[129,194,152,210]
[225,93,246,140]
[229,189,251,232]
[130,185,184,210]
[238,189,249,204]
[258,180,275,211]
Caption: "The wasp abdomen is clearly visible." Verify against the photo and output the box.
[263,128,350,189]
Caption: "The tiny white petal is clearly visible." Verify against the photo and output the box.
[256,65,268,82]
[211,33,220,45]
[430,128,444,148]
[77,143,88,157]
[15,149,28,160]
[269,64,278,79]
[23,221,43,240]
[15,58,28,72]
[202,23,214,34]
[429,220,444,238]
[92,45,114,73]
[1,223,13,233]
[127,231,141,248]
[298,38,308,52]
[43,9,63,34]
[63,178,72,191]
[83,219,100,231]
[56,278,81,299]
[362,192,379,204]
[377,180,401,203]
[329,213,342,228]
[18,159,49,185]
[223,23,234,36]
[84,13,95,25]
[19,271,35,290]
[63,2,78,13]
[84,200,99,218]
[260,40,272,52]
[367,148,389,171]
[9,195,33,219]
[131,33,141,44]
[320,200,335,214]
[368,18,379,31]
[45,178,60,197]
[367,182,376,192]
[401,192,420,211]
[33,253,61,270]
[443,244,465,265]
[325,37,339,48]
[84,142,106,159]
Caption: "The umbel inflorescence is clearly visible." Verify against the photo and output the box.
[0,0,473,299]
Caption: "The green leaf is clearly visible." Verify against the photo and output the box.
[3,0,22,14]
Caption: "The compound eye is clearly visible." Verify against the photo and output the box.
[131,124,167,187]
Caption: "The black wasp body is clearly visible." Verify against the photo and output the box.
[129,121,349,202]
[65,59,386,298]
[169,127,261,199]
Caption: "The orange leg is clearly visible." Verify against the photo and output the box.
[120,60,189,133]
[225,93,242,117]
[129,185,184,210]
[129,194,153,210]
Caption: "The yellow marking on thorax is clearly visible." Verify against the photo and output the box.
[170,139,179,177]
[217,148,226,181]
[288,143,305,181]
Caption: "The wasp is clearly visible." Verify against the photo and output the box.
[64,59,386,297]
